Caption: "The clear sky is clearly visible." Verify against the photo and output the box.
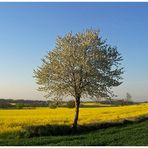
[0,2,148,102]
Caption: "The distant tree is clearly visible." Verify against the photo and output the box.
[34,29,124,128]
[54,98,63,107]
[16,103,24,109]
[48,98,63,108]
[48,101,57,109]
[67,100,75,108]
[126,92,132,102]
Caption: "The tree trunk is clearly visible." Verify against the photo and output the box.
[72,96,80,129]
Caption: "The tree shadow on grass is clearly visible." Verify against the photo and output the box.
[20,116,148,138]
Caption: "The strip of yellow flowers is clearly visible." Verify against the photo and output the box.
[0,103,148,134]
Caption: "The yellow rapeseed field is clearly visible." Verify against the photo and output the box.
[1,103,148,134]
[81,102,112,107]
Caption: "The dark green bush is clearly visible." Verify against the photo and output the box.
[67,100,75,108]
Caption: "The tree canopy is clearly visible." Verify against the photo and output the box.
[34,29,124,128]
[34,29,123,100]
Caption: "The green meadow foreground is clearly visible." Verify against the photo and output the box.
[1,118,148,146]
[1,103,148,145]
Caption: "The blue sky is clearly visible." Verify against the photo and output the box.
[0,2,148,101]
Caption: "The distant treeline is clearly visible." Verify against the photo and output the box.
[0,99,48,109]
[0,98,143,109]
[100,99,135,106]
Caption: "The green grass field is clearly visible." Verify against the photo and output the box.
[1,119,148,146]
